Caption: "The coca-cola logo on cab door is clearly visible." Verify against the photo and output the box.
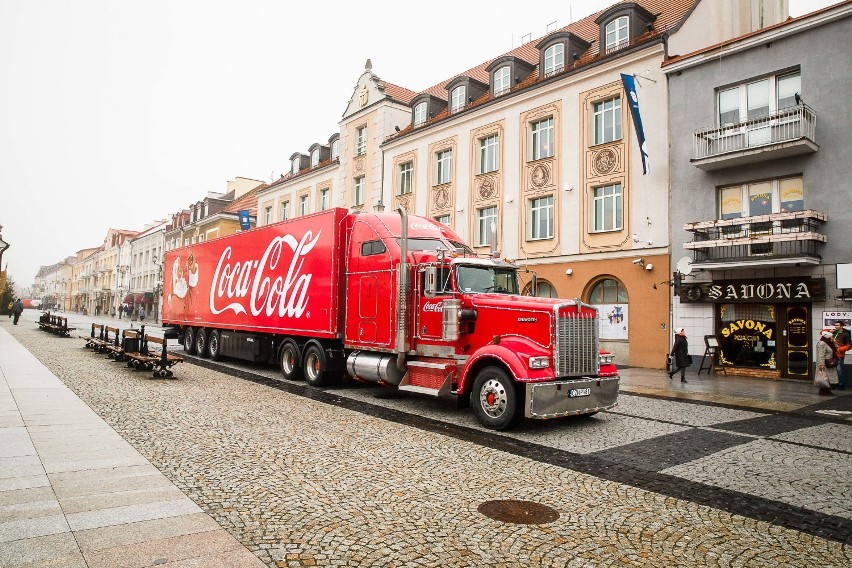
[423,301,444,313]
[210,230,322,318]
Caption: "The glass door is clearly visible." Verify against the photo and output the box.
[783,305,810,379]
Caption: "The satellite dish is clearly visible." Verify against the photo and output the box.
[676,256,693,275]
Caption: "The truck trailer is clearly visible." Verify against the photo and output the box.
[162,207,618,430]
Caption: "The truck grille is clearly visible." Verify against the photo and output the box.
[554,303,599,377]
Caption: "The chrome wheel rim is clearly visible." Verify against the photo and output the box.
[305,353,320,381]
[282,348,296,375]
[479,378,507,419]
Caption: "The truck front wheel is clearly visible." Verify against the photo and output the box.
[184,328,196,355]
[472,367,523,431]
[279,341,302,381]
[303,344,329,388]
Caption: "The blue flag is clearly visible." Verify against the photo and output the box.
[620,73,649,175]
[239,210,251,231]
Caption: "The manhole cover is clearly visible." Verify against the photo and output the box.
[477,499,560,524]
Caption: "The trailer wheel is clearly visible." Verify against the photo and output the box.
[279,341,303,381]
[471,366,523,431]
[303,344,329,388]
[184,327,196,355]
[195,328,209,358]
[208,330,222,361]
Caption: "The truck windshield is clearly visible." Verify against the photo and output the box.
[402,238,453,251]
[456,265,519,294]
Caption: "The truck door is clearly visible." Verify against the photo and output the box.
[344,221,394,348]
[417,264,452,340]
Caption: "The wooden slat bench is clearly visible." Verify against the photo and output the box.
[124,327,184,378]
[37,313,75,337]
[100,326,125,360]
[83,324,109,351]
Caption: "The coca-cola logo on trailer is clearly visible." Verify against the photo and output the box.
[210,231,322,318]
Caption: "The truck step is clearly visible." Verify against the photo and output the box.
[400,358,456,396]
[397,384,442,396]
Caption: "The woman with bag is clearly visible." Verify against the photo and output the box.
[668,328,690,383]
[815,331,837,396]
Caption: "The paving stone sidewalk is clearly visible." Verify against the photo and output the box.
[4,319,852,566]
[0,325,266,567]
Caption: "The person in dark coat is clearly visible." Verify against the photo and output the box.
[668,328,690,383]
[11,299,24,325]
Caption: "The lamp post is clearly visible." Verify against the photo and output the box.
[154,262,163,323]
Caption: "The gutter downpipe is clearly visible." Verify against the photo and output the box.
[396,206,410,371]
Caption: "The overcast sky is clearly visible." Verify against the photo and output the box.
[0,0,833,291]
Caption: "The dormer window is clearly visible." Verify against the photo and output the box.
[331,139,340,160]
[543,44,564,77]
[605,16,629,51]
[450,86,466,114]
[493,66,510,96]
[595,4,653,56]
[310,149,319,167]
[488,57,534,96]
[414,102,427,126]
[292,157,300,175]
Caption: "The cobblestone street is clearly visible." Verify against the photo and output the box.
[3,318,851,566]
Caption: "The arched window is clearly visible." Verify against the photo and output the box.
[589,278,628,340]
[522,279,556,298]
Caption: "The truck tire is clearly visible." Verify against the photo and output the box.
[208,329,222,361]
[471,366,523,431]
[279,341,302,381]
[195,328,209,358]
[303,344,329,387]
[184,328,196,355]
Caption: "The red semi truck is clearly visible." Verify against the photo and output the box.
[162,207,618,430]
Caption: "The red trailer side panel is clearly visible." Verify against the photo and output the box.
[162,208,347,338]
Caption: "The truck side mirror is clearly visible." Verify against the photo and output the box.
[424,265,437,297]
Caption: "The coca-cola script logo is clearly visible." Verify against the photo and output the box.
[423,301,444,313]
[210,231,322,318]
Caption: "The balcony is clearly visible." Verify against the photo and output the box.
[691,105,817,171]
[684,210,826,269]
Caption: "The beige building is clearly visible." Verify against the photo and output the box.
[257,0,789,368]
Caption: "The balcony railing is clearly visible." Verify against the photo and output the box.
[691,105,817,170]
[684,209,826,267]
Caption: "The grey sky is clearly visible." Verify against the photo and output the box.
[0,0,832,291]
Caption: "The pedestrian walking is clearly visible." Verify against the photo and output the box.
[139,305,145,321]
[11,298,23,325]
[111,306,116,318]
[7,302,11,318]
[668,328,690,383]
[815,330,838,396]
[832,320,850,390]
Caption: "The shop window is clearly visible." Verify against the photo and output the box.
[589,278,628,340]
[718,304,777,369]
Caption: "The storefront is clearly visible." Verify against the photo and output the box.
[679,277,826,379]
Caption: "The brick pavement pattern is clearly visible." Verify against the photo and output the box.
[4,321,852,567]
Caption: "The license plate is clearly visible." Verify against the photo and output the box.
[568,388,591,398]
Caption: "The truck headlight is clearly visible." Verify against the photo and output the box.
[599,354,614,365]
[528,356,549,369]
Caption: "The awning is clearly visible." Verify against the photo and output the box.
[122,293,152,304]
[122,294,135,304]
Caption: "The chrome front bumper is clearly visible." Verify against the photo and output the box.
[524,376,619,419]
